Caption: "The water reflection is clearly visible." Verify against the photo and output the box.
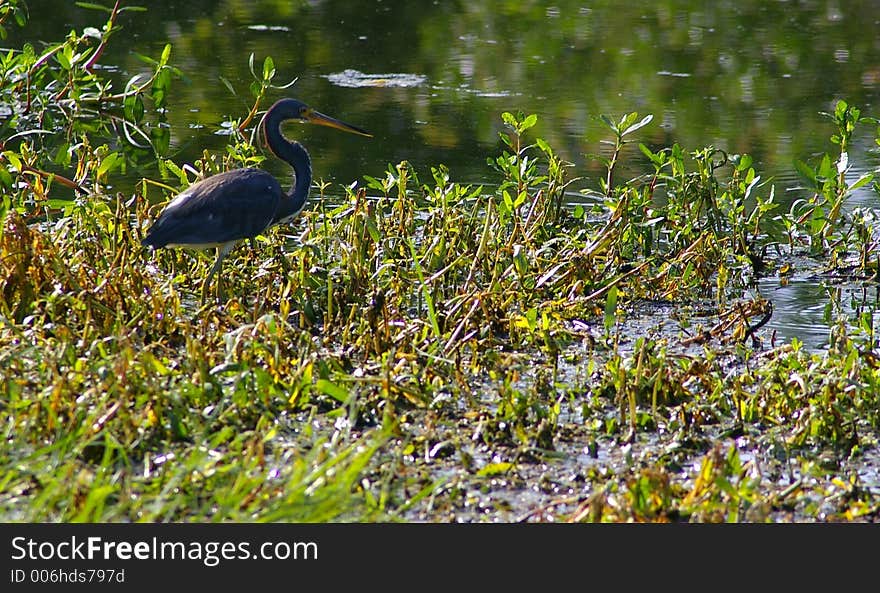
[7,0,879,193]
[757,276,880,351]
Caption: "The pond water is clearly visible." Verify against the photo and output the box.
[757,276,880,351]
[8,0,880,347]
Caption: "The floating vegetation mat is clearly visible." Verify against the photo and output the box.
[325,69,428,88]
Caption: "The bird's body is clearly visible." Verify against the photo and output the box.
[142,168,286,251]
[141,98,370,303]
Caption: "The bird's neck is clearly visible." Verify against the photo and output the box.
[265,115,312,224]
[272,140,312,224]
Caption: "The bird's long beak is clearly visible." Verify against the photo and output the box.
[305,109,372,137]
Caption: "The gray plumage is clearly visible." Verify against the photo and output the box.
[141,168,291,250]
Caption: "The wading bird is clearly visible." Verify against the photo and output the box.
[141,98,371,303]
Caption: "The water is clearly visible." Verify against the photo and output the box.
[758,275,880,350]
[10,1,880,187]
[7,0,880,347]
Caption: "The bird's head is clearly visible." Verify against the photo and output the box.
[266,98,372,138]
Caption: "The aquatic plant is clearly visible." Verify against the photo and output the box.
[2,3,880,523]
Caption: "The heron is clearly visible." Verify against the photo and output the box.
[141,98,371,303]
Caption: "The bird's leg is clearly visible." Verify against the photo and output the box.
[200,254,221,305]
[201,243,232,305]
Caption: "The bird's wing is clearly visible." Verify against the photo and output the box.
[142,169,283,249]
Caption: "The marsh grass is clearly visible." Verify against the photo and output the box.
[2,4,880,522]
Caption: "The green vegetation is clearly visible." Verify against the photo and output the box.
[2,2,880,522]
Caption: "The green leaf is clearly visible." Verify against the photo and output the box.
[219,76,236,96]
[162,159,187,184]
[477,462,513,477]
[151,126,171,156]
[512,243,528,276]
[598,113,615,131]
[681,261,694,285]
[160,43,171,67]
[53,143,71,166]
[639,142,668,167]
[315,379,349,403]
[45,198,74,211]
[848,172,874,192]
[131,51,158,66]
[55,50,71,70]
[97,152,122,178]
[75,2,115,12]
[793,159,817,185]
[124,94,144,123]
[735,154,753,171]
[262,55,276,82]
[501,189,514,212]
[3,151,22,171]
[363,175,384,191]
[525,307,538,331]
[151,68,171,108]
[365,215,380,242]
[142,351,171,376]
[621,113,653,137]
[603,285,619,332]
[817,153,834,179]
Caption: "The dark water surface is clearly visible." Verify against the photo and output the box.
[8,0,880,346]
[11,1,880,188]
